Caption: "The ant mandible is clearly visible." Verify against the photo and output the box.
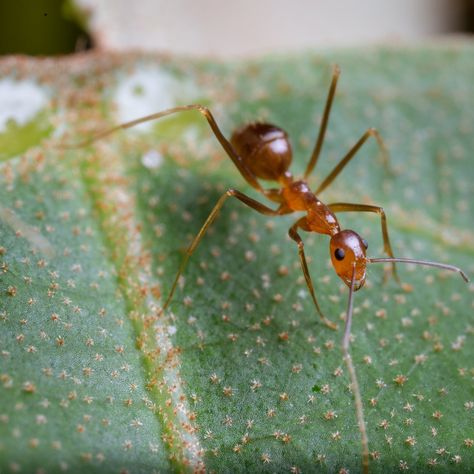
[73,65,469,474]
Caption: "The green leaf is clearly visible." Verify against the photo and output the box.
[1,45,473,473]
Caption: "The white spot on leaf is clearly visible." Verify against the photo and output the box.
[0,78,48,132]
[114,67,198,131]
[142,149,163,169]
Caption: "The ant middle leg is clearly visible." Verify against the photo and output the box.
[289,217,338,330]
[315,128,390,195]
[328,202,400,282]
[162,189,281,312]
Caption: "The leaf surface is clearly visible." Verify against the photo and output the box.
[0,46,473,472]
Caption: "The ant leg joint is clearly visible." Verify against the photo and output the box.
[197,105,210,116]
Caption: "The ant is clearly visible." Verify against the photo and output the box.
[71,65,468,473]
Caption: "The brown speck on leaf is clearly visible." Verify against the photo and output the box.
[451,455,462,464]
[22,381,36,393]
[324,339,335,350]
[209,373,220,384]
[379,419,389,430]
[292,363,303,374]
[222,386,234,397]
[267,408,276,417]
[394,374,408,386]
[29,438,40,448]
[278,265,289,276]
[399,460,409,470]
[433,341,444,352]
[415,354,428,364]
[273,293,283,303]
[316,454,326,464]
[333,366,343,377]
[299,414,308,424]
[321,384,331,394]
[220,271,231,281]
[324,410,337,420]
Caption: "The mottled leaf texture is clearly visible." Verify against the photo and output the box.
[0,45,473,473]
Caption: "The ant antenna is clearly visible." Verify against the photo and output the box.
[342,263,369,474]
[342,254,469,474]
[368,257,469,282]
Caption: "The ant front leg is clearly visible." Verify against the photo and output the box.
[289,218,338,330]
[328,202,400,283]
[162,189,280,312]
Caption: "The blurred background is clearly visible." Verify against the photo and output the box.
[0,0,473,57]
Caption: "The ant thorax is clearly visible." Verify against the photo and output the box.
[282,180,339,235]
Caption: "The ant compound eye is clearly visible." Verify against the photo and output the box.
[334,248,345,261]
[362,238,368,249]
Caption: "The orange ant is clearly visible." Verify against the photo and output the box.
[71,65,468,473]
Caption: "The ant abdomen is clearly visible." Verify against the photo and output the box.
[231,122,292,181]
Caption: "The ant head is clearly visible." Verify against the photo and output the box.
[330,229,368,290]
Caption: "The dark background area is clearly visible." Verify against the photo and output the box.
[0,0,473,57]
[0,0,92,56]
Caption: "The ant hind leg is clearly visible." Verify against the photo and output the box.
[62,104,265,193]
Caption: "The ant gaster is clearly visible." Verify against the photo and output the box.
[72,66,468,473]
